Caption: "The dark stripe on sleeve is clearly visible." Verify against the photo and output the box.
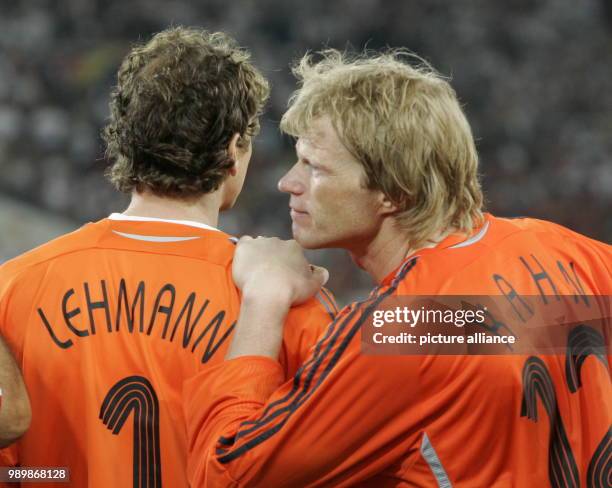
[216,257,418,463]
[316,291,336,320]
[217,315,341,448]
[320,287,339,314]
[229,303,365,439]
[218,435,235,446]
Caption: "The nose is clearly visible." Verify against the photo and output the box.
[278,162,305,195]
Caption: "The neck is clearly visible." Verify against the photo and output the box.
[350,218,452,283]
[122,191,222,228]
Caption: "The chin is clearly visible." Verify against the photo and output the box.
[293,227,331,250]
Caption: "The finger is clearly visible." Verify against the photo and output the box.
[310,265,329,287]
[238,235,253,242]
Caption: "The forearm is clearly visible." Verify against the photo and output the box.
[185,348,417,487]
[0,336,30,446]
[226,286,291,360]
[185,357,286,487]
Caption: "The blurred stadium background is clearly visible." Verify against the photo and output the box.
[0,0,610,304]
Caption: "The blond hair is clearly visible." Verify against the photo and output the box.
[281,49,484,249]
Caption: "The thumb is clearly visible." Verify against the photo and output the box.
[310,265,329,287]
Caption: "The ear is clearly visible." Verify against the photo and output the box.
[377,192,398,216]
[227,133,241,176]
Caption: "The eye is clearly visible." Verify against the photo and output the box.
[300,157,325,174]
[303,159,319,170]
[312,162,328,174]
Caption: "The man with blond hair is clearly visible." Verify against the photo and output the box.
[186,50,611,487]
[0,28,334,487]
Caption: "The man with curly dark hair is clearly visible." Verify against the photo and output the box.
[0,27,335,487]
[104,27,269,205]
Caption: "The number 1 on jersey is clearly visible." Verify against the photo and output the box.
[100,376,162,488]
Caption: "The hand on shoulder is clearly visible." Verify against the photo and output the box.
[232,236,329,306]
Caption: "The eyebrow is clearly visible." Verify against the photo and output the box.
[295,139,310,158]
[296,134,326,151]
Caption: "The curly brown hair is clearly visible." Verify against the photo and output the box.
[103,27,270,198]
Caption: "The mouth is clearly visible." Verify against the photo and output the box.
[290,207,309,220]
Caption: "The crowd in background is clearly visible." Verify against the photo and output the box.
[0,0,610,302]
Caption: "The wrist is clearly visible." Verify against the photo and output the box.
[227,285,291,361]
[241,279,293,309]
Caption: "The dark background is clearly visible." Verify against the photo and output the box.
[0,0,610,303]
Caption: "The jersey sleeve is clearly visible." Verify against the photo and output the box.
[277,287,338,379]
[184,276,424,487]
[0,444,17,466]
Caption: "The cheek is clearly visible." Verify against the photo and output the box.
[343,183,382,221]
[310,181,370,226]
[310,180,342,214]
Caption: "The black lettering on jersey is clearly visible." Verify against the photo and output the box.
[519,254,560,304]
[62,288,87,337]
[168,293,209,345]
[190,310,236,363]
[115,279,146,333]
[588,427,611,488]
[521,356,579,488]
[565,326,611,488]
[37,280,234,363]
[37,308,73,349]
[147,284,175,336]
[84,280,112,334]
[557,261,590,307]
[565,325,607,393]
[493,274,534,322]
[100,376,162,488]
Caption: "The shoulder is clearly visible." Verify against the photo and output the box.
[394,215,611,295]
[0,222,101,283]
[488,215,610,250]
[284,287,339,334]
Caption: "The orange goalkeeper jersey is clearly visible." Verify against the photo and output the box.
[185,214,611,487]
[0,214,336,487]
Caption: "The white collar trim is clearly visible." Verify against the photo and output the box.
[108,213,220,232]
[449,220,490,249]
